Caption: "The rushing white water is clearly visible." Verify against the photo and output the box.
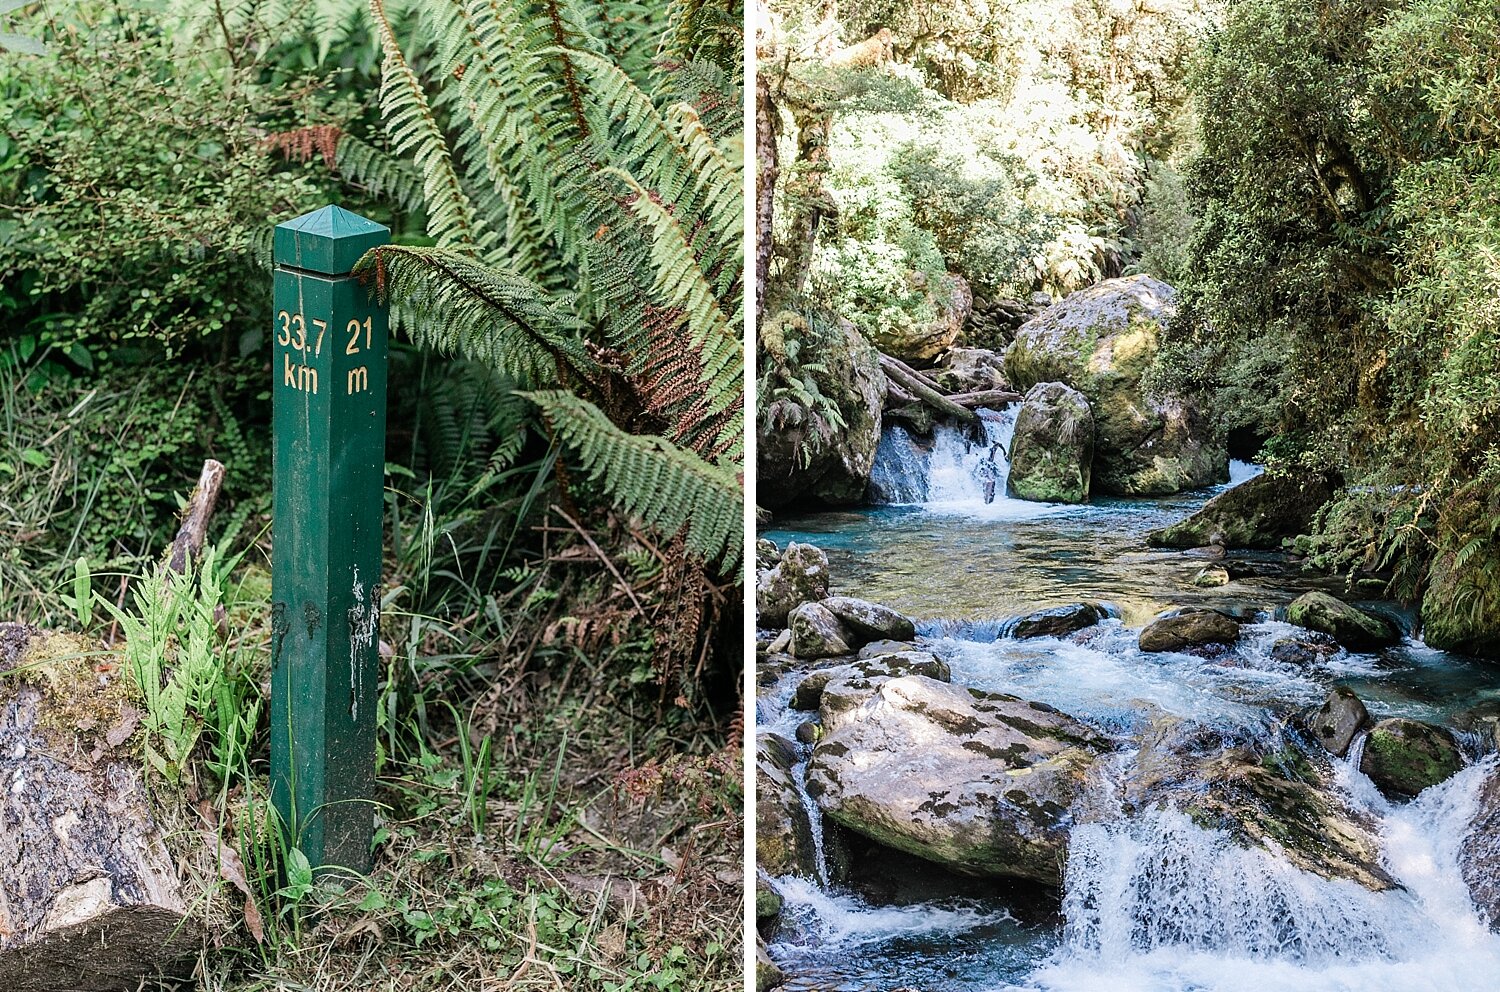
[789,759,830,886]
[771,875,1017,950]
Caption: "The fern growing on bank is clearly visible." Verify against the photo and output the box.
[321,0,745,577]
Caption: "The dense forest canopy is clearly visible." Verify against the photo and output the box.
[757,0,1500,656]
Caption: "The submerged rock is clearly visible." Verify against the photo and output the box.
[1138,609,1239,653]
[805,676,1105,885]
[1359,718,1464,800]
[1006,381,1094,504]
[1285,591,1399,651]
[1304,687,1370,758]
[1460,766,1500,930]
[756,543,831,627]
[755,733,817,878]
[758,311,887,509]
[788,602,853,660]
[1004,275,1226,495]
[820,596,916,643]
[1010,602,1109,639]
[1148,471,1336,550]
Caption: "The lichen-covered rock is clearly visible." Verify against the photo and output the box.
[1305,687,1370,758]
[1009,602,1109,639]
[1359,718,1464,800]
[790,651,951,715]
[1006,382,1093,504]
[1461,767,1500,930]
[1137,609,1239,653]
[1004,275,1226,495]
[805,676,1105,884]
[755,733,817,878]
[1285,592,1399,651]
[868,272,972,363]
[1191,565,1230,588]
[928,346,1008,394]
[820,596,916,643]
[755,538,781,572]
[758,311,887,509]
[756,542,831,627]
[1148,471,1337,550]
[789,602,853,660]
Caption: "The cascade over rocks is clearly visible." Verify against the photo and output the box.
[758,311,887,510]
[756,542,831,628]
[1148,470,1337,549]
[1009,602,1110,639]
[1006,382,1093,504]
[1114,719,1395,891]
[1285,591,1399,651]
[1137,609,1240,653]
[1304,687,1371,758]
[1358,718,1464,800]
[1004,275,1226,495]
[755,733,818,878]
[1269,630,1340,666]
[804,675,1106,884]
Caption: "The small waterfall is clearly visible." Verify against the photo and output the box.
[867,406,1021,508]
[791,758,830,886]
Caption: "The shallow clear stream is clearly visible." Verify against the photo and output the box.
[758,413,1500,992]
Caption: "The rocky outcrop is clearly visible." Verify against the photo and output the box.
[1148,471,1337,550]
[805,676,1105,884]
[1285,592,1399,651]
[1461,766,1500,930]
[1005,275,1226,495]
[1009,603,1110,639]
[1137,609,1239,653]
[788,602,853,660]
[1304,687,1370,758]
[756,542,831,628]
[755,733,817,878]
[1006,382,1093,504]
[820,597,916,643]
[1117,719,1394,890]
[1358,718,1464,800]
[758,311,887,509]
[868,272,972,363]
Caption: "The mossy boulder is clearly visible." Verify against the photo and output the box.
[1004,275,1226,495]
[758,310,887,509]
[1191,565,1230,587]
[805,676,1105,884]
[1148,471,1337,550]
[1285,591,1399,651]
[756,542,831,628]
[1359,718,1464,800]
[929,346,1008,394]
[1304,687,1371,758]
[1006,381,1093,504]
[755,733,817,878]
[1137,609,1240,653]
[867,271,972,363]
[756,938,784,992]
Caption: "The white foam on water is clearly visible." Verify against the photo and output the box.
[1026,756,1500,992]
[1227,460,1262,486]
[770,874,1015,950]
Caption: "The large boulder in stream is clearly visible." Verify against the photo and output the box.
[755,733,817,878]
[1358,718,1464,800]
[804,675,1106,885]
[797,651,952,731]
[1004,275,1226,495]
[1114,719,1395,890]
[1006,382,1093,504]
[1137,609,1240,653]
[788,602,854,659]
[1460,767,1500,930]
[1009,602,1110,639]
[820,596,916,643]
[929,346,1008,394]
[1285,591,1399,651]
[1304,687,1371,758]
[758,311,887,509]
[1148,470,1337,550]
[756,542,831,628]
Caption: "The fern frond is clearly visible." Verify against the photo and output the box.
[528,390,742,569]
[355,246,595,386]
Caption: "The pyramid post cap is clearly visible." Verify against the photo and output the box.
[274,205,390,275]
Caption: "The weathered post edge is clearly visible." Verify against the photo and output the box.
[269,205,390,875]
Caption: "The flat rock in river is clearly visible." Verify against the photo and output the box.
[805,676,1105,884]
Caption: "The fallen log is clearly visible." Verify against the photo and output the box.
[948,389,1023,409]
[0,625,198,991]
[877,353,976,424]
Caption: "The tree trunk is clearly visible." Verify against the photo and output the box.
[755,75,779,326]
[0,625,196,991]
[167,459,225,575]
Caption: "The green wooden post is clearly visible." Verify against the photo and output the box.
[269,205,390,874]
